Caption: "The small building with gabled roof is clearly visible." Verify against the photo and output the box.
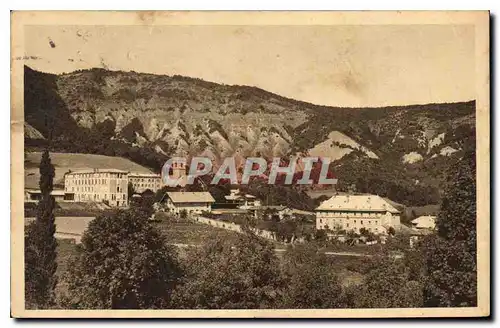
[411,215,437,230]
[165,191,216,214]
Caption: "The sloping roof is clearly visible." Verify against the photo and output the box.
[412,215,437,222]
[248,205,288,211]
[128,172,161,178]
[225,189,258,201]
[224,193,257,201]
[288,208,315,216]
[412,216,437,229]
[66,168,129,175]
[167,192,215,203]
[315,194,400,213]
[25,189,66,196]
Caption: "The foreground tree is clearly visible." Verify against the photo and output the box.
[62,209,181,309]
[280,243,343,308]
[172,231,283,309]
[423,150,477,307]
[344,256,424,308]
[422,236,477,307]
[25,148,58,308]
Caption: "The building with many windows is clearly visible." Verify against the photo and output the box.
[64,169,129,207]
[128,173,162,193]
[315,194,401,235]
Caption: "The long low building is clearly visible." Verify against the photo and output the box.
[25,189,68,202]
[165,191,215,214]
[315,194,401,235]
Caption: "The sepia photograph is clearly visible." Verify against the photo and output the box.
[10,11,490,318]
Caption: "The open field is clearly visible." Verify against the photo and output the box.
[25,152,153,189]
[153,214,242,245]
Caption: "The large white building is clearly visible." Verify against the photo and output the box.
[315,194,401,234]
[64,169,129,207]
[165,191,215,214]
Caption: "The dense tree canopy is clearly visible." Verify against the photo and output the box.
[423,150,477,307]
[172,231,283,309]
[280,243,343,308]
[62,209,181,309]
[343,256,424,308]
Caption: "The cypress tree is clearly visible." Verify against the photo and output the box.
[25,148,58,308]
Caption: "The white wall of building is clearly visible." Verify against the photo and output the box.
[316,210,401,234]
[128,174,162,193]
[166,200,212,214]
[64,170,128,207]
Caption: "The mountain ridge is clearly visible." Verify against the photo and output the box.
[24,65,476,206]
[28,65,475,111]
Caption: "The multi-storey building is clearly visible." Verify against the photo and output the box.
[64,169,129,207]
[315,194,401,235]
[128,173,162,193]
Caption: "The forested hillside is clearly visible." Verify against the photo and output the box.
[24,65,475,205]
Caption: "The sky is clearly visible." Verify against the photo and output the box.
[23,24,475,107]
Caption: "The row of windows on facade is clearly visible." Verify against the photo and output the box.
[134,183,158,188]
[75,193,126,201]
[68,186,124,193]
[317,211,389,217]
[67,178,126,186]
[67,172,127,179]
[319,218,380,226]
[130,178,160,183]
[319,223,380,232]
